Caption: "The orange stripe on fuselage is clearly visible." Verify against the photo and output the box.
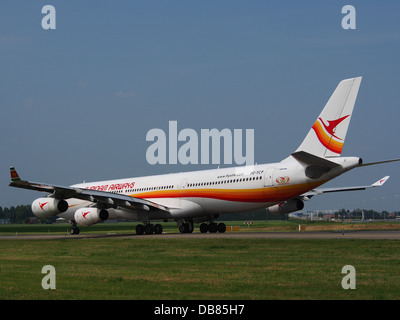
[130,181,326,203]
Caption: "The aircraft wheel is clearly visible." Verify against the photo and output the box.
[184,221,194,233]
[179,222,194,233]
[200,223,208,233]
[217,222,226,233]
[154,224,163,234]
[144,224,154,235]
[209,222,218,233]
[70,227,80,235]
[136,224,145,235]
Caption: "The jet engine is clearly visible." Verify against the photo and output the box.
[74,208,109,226]
[32,198,68,218]
[269,199,304,215]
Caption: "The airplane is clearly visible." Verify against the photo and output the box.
[9,77,400,235]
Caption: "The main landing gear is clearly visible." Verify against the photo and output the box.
[200,222,226,233]
[134,221,227,235]
[178,219,226,234]
[178,220,194,234]
[135,223,163,235]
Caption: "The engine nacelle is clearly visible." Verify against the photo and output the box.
[74,208,109,226]
[32,198,68,218]
[269,199,304,215]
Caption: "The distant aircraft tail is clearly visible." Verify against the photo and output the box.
[295,77,362,158]
[10,166,21,182]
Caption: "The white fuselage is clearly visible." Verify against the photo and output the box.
[58,156,361,222]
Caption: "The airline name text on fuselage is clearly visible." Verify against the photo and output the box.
[85,182,136,192]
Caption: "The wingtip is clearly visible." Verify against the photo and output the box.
[372,176,390,187]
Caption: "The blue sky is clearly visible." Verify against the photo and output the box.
[1,1,400,212]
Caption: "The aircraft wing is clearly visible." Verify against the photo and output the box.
[302,176,390,198]
[9,167,169,213]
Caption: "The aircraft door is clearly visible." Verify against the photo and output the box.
[264,168,275,187]
[179,178,187,196]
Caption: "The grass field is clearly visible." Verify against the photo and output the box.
[1,233,400,299]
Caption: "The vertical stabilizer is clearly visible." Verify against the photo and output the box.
[10,166,21,182]
[295,77,362,158]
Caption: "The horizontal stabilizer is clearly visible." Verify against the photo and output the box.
[291,151,340,168]
[371,176,390,187]
[361,158,400,167]
[291,151,340,179]
[302,176,390,198]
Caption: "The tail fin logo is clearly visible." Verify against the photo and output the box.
[312,115,350,154]
[10,167,21,182]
